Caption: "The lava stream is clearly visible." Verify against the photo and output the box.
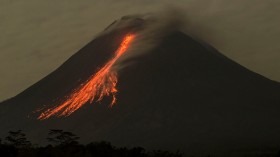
[38,34,135,120]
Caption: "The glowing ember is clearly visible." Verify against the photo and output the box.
[38,34,135,120]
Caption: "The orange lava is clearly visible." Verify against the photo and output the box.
[38,34,135,120]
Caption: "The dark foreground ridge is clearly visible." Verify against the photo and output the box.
[0,16,280,156]
[2,130,280,157]
[0,130,182,157]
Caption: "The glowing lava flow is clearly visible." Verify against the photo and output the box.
[38,34,135,120]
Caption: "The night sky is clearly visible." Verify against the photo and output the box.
[0,0,279,101]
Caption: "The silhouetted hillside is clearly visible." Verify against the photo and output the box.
[0,16,280,156]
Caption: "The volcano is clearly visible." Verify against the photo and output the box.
[1,16,280,155]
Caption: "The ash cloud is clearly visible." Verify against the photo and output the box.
[112,8,188,71]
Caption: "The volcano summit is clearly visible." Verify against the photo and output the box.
[0,15,280,155]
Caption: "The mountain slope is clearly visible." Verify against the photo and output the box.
[1,17,280,155]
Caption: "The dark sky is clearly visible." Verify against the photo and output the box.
[0,0,279,101]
